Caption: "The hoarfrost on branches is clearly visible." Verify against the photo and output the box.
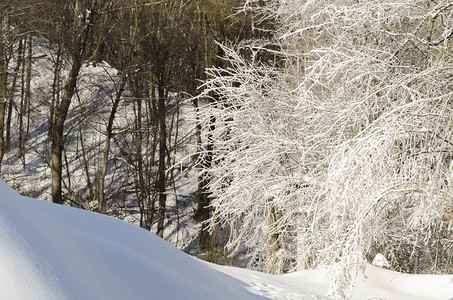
[196,0,453,298]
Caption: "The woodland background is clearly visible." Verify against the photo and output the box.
[1,1,452,298]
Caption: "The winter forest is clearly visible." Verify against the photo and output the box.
[0,0,452,298]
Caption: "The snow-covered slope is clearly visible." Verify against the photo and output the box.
[0,179,263,300]
[1,179,452,300]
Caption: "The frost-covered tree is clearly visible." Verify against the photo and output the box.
[198,0,453,298]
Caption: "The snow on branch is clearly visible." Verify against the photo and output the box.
[196,1,453,299]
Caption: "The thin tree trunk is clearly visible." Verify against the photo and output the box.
[98,78,126,213]
[0,21,8,168]
[265,201,281,274]
[19,34,32,168]
[150,83,158,166]
[0,99,5,168]
[25,35,32,145]
[144,83,155,230]
[196,4,215,250]
[156,85,167,238]
[49,44,62,139]
[198,114,215,249]
[136,90,147,225]
[76,93,94,203]
[63,147,72,203]
[6,39,23,152]
[193,98,209,249]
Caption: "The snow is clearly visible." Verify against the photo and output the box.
[0,179,262,300]
[372,253,390,269]
[0,179,452,300]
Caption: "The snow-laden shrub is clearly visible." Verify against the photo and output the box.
[198,0,453,298]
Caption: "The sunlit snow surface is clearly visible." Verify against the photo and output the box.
[0,179,452,300]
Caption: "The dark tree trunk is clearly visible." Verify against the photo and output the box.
[6,39,23,152]
[156,84,167,238]
[51,95,72,204]
[0,40,7,168]
[198,114,215,249]
[51,0,95,204]
[49,44,62,139]
[19,34,32,168]
[98,78,126,213]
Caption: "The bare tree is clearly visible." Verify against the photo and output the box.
[0,2,14,167]
[51,0,98,204]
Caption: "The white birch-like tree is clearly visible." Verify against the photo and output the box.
[198,0,453,298]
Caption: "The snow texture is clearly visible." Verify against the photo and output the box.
[1,179,452,300]
[372,253,390,269]
[0,179,262,300]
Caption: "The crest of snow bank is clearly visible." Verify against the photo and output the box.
[0,184,67,299]
[0,180,263,300]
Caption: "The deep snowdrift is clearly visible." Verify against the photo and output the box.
[0,179,452,300]
[0,179,264,300]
